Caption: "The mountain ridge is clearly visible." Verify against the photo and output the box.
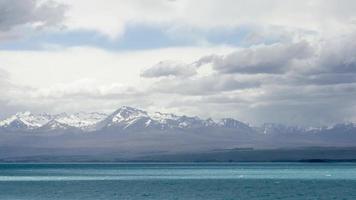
[0,106,256,133]
[0,106,355,137]
[0,106,356,156]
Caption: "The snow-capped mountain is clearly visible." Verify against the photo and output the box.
[0,106,254,133]
[54,112,108,130]
[0,111,108,132]
[97,106,151,129]
[37,120,73,131]
[0,106,356,155]
[0,106,355,138]
[0,112,52,130]
[96,106,253,131]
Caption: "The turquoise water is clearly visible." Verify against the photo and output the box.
[0,163,356,199]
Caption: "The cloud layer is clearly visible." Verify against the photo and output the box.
[53,0,356,39]
[138,32,356,125]
[1,33,356,125]
[0,0,356,126]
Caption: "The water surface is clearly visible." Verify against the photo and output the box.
[0,163,355,199]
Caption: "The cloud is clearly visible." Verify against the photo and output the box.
[0,45,233,88]
[197,42,314,74]
[29,79,142,99]
[249,83,356,125]
[55,0,180,39]
[51,0,356,39]
[0,76,150,115]
[0,0,66,37]
[0,46,234,114]
[141,60,197,78]
[315,33,356,74]
[0,68,9,80]
[0,68,15,96]
[133,32,356,125]
[3,34,356,126]
[285,73,356,86]
[1,11,356,127]
[149,74,261,95]
[0,68,30,118]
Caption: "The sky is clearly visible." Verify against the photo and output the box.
[0,0,356,126]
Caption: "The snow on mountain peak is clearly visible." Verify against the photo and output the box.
[218,118,250,129]
[0,111,108,131]
[150,112,179,124]
[110,106,148,123]
[39,120,71,131]
[54,112,107,129]
[0,106,355,136]
[0,111,52,129]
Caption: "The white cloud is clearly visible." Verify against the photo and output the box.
[55,0,178,39]
[53,0,356,39]
[0,45,235,114]
[0,45,234,88]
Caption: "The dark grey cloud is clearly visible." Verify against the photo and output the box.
[141,60,197,78]
[0,0,66,39]
[198,41,314,74]
[163,82,356,126]
[192,35,356,78]
[241,99,355,126]
[275,34,356,87]
[193,34,356,87]
[249,83,356,125]
[316,34,356,74]
[288,73,356,86]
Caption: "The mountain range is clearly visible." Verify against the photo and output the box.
[0,106,355,135]
[0,106,258,133]
[0,106,356,159]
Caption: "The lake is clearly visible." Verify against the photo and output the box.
[0,163,355,199]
